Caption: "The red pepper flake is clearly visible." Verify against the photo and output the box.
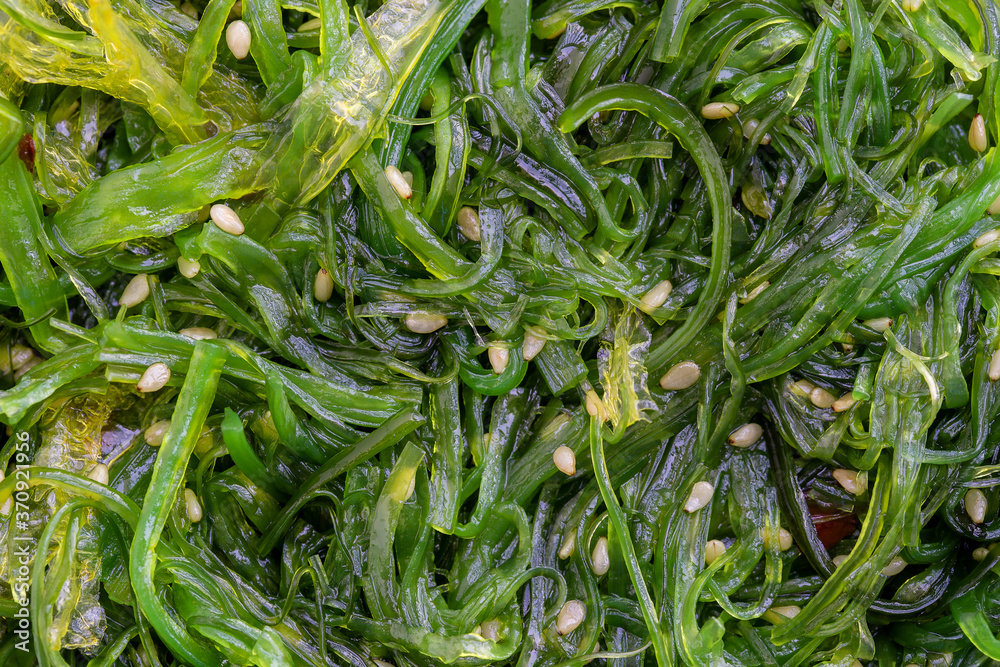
[17,133,34,173]
[809,505,858,549]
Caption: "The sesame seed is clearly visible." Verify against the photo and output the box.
[810,386,837,409]
[457,206,481,241]
[144,419,171,446]
[832,393,857,412]
[226,20,252,59]
[584,390,609,422]
[184,488,203,522]
[314,268,334,302]
[973,546,990,561]
[659,361,701,391]
[740,281,770,303]
[13,356,40,381]
[832,554,849,567]
[10,345,34,371]
[210,203,245,235]
[701,102,740,120]
[522,328,546,361]
[121,274,150,308]
[832,468,863,495]
[179,327,218,340]
[180,2,198,18]
[639,280,673,311]
[137,362,171,393]
[404,312,447,333]
[684,481,715,513]
[488,346,509,374]
[966,488,988,524]
[705,539,726,565]
[778,528,793,551]
[764,605,801,624]
[480,619,501,641]
[559,531,576,559]
[970,113,988,153]
[177,257,200,278]
[989,194,1000,216]
[88,463,109,486]
[385,165,412,199]
[743,118,771,145]
[553,446,576,476]
[862,317,892,333]
[975,229,1000,248]
[882,556,907,576]
[728,423,763,448]
[556,600,587,635]
[591,536,610,576]
[791,379,816,396]
[990,350,1000,381]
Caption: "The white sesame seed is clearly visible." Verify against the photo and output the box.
[13,356,40,381]
[728,423,762,448]
[314,268,334,302]
[764,605,801,624]
[556,600,587,635]
[179,327,218,340]
[966,488,988,524]
[989,194,1000,216]
[973,546,990,561]
[701,102,740,120]
[180,2,198,18]
[385,165,412,199]
[684,481,715,513]
[144,419,171,446]
[177,257,200,278]
[297,17,321,31]
[705,539,726,565]
[210,204,245,235]
[882,556,907,576]
[591,536,610,576]
[832,393,858,412]
[121,274,150,308]
[743,118,769,144]
[553,446,576,476]
[832,468,863,495]
[488,346,509,374]
[457,206,481,241]
[584,390,609,422]
[639,280,673,311]
[10,345,34,371]
[522,328,546,361]
[88,463,109,486]
[777,528,793,551]
[975,229,1000,248]
[970,114,988,153]
[404,312,447,333]
[902,0,921,10]
[659,361,701,391]
[558,531,576,559]
[862,317,892,332]
[184,488,203,522]
[810,387,837,409]
[990,350,1000,381]
[791,379,816,396]
[832,554,849,567]
[479,619,501,641]
[226,20,252,59]
[740,281,770,304]
[137,362,171,393]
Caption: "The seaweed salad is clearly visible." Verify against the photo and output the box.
[2,0,1000,664]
